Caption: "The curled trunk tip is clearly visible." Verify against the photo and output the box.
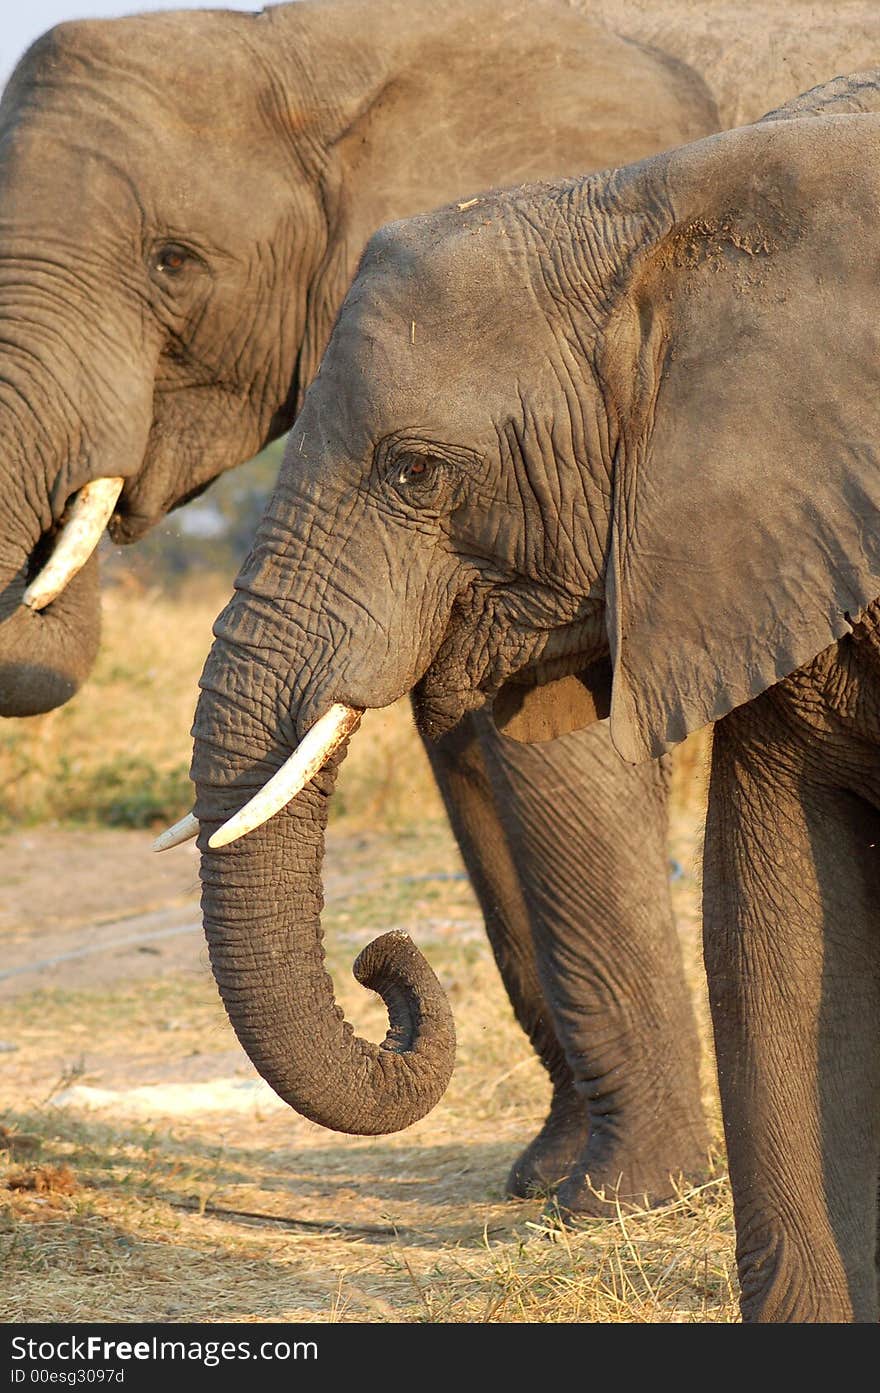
[194,615,453,1136]
[354,930,456,1067]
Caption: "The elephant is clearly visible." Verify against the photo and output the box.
[1,1,879,1215]
[188,99,880,1321]
[592,0,880,128]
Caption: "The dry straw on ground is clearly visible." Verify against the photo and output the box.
[0,916,732,1322]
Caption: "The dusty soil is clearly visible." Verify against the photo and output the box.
[1,828,204,1002]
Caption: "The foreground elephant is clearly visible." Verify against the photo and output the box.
[2,2,879,1212]
[190,104,880,1320]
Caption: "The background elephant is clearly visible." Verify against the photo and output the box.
[593,0,880,127]
[1,1,878,1213]
[189,98,880,1320]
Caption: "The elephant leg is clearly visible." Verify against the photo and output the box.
[704,702,880,1322]
[419,702,590,1196]
[478,716,708,1215]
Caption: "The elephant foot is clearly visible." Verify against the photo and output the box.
[551,1148,707,1221]
[505,1086,590,1199]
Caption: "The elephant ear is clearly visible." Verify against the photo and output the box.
[602,115,880,763]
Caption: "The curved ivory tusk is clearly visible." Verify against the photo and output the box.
[208,703,363,850]
[23,476,125,611]
[153,811,200,853]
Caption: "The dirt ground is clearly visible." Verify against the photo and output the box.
[0,802,734,1324]
[0,825,432,1000]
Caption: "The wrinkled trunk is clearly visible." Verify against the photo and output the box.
[0,391,102,715]
[0,298,154,716]
[0,546,100,716]
[192,600,456,1135]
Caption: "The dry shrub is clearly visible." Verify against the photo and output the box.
[0,1127,42,1160]
[5,1164,77,1196]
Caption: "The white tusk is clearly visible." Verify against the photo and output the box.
[153,811,199,853]
[23,476,125,611]
[208,703,363,850]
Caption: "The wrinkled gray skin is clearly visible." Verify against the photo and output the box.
[192,85,880,1321]
[0,0,723,1209]
[2,4,878,1218]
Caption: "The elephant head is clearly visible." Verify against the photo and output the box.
[0,13,330,712]
[189,109,880,1134]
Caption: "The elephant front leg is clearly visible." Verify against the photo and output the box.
[419,704,589,1196]
[705,702,880,1322]
[482,718,709,1216]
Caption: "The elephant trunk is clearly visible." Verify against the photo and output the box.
[0,546,101,717]
[0,382,101,714]
[0,303,154,716]
[192,610,456,1135]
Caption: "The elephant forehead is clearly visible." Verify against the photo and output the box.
[0,90,291,249]
[0,128,274,257]
[361,205,535,316]
[6,15,268,139]
[316,298,509,447]
[0,17,289,226]
[324,232,544,401]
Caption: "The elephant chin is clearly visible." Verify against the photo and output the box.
[410,681,489,742]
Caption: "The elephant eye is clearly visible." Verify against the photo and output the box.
[398,457,428,482]
[152,243,195,277]
[384,447,460,512]
[395,454,438,486]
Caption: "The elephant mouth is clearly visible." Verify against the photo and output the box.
[17,477,126,614]
[411,605,610,741]
[13,424,209,614]
[16,466,187,611]
[410,651,612,746]
[410,681,490,740]
[0,529,54,621]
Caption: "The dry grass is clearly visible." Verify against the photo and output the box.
[0,580,211,829]
[0,578,449,831]
[0,893,732,1321]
